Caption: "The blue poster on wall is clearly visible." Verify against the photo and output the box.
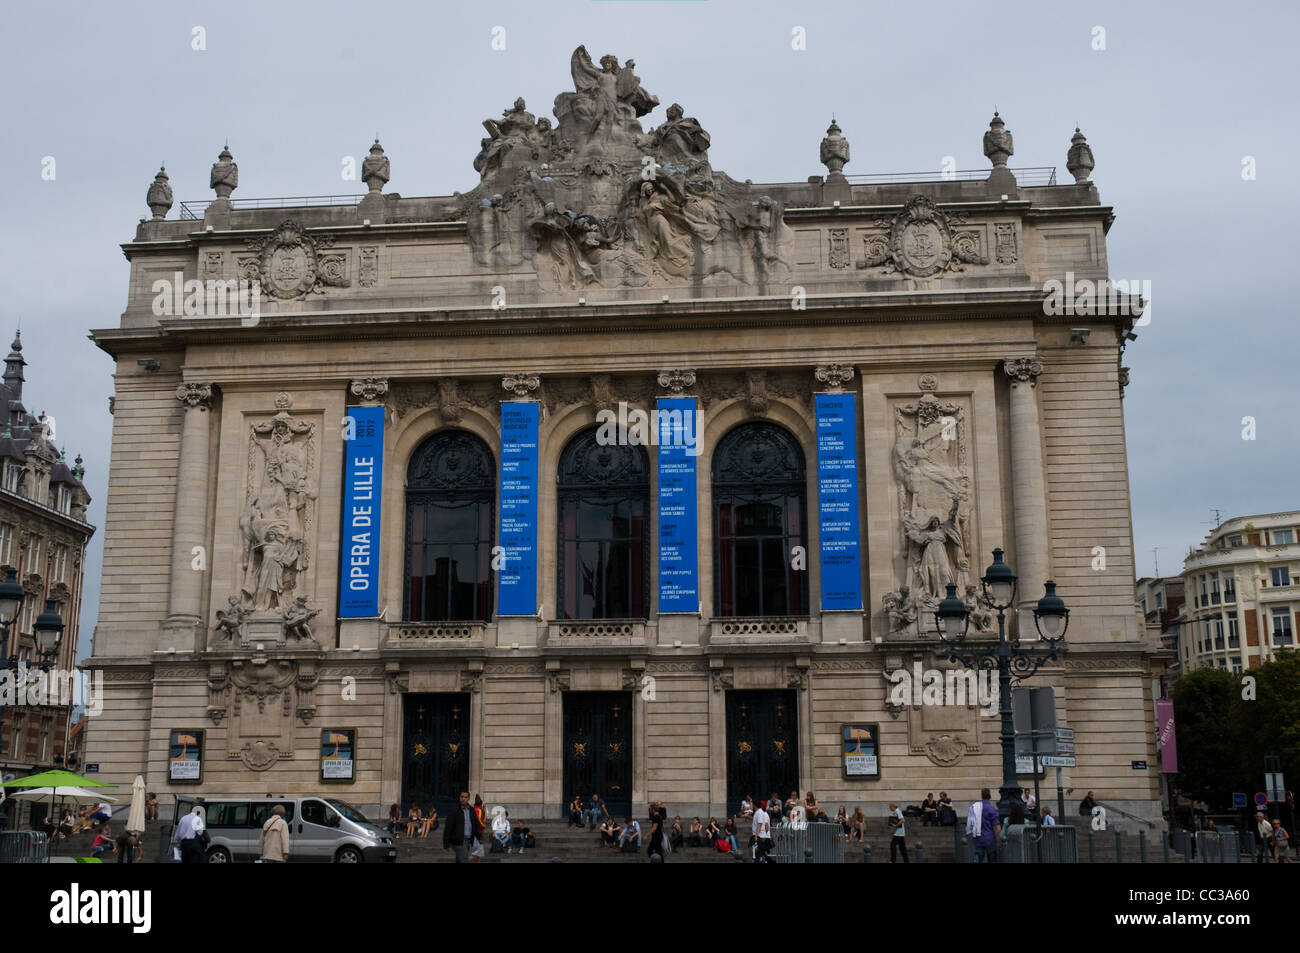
[339,405,385,618]
[657,397,699,612]
[499,402,540,615]
[816,393,862,610]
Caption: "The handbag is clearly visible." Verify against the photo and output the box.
[525,832,536,849]
[470,837,485,858]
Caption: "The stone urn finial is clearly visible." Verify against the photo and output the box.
[820,117,850,178]
[210,144,238,200]
[146,165,173,220]
[362,139,391,194]
[1066,127,1095,184]
[982,111,1014,169]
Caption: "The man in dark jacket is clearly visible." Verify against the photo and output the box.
[443,791,484,863]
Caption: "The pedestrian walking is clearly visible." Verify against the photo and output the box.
[1255,812,1274,863]
[967,788,1001,863]
[259,804,290,863]
[753,800,773,863]
[647,804,666,862]
[172,804,207,863]
[1273,821,1293,863]
[443,791,483,864]
[888,802,909,863]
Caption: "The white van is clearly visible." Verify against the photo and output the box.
[174,796,397,863]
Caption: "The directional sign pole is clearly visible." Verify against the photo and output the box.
[1033,748,1043,863]
[1057,767,1065,824]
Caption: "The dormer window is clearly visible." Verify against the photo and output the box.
[2,462,21,493]
[52,485,71,514]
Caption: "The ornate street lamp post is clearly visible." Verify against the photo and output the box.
[934,548,1069,828]
[33,598,66,672]
[0,567,25,828]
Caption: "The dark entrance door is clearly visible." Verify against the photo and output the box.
[725,690,799,816]
[401,693,471,820]
[563,692,633,819]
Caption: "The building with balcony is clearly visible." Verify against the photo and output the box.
[84,47,1165,824]
[0,331,96,776]
[1177,512,1299,674]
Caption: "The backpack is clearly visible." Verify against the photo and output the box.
[525,832,536,849]
[715,839,731,853]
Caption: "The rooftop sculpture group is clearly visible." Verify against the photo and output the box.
[463,45,793,291]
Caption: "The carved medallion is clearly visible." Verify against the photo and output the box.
[858,196,988,277]
[246,221,340,299]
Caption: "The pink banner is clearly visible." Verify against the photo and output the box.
[1156,698,1178,773]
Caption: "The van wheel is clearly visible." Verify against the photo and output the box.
[205,847,231,864]
[336,846,362,864]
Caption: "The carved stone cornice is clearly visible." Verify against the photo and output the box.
[349,378,389,404]
[175,382,216,410]
[657,368,696,395]
[815,364,854,392]
[502,373,541,397]
[1002,356,1043,385]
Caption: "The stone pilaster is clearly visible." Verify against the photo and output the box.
[1002,357,1050,630]
[163,382,216,652]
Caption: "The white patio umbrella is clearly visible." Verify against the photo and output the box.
[126,775,146,835]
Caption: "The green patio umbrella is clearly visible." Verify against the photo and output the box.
[0,769,114,790]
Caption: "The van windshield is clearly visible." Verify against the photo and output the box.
[325,799,370,825]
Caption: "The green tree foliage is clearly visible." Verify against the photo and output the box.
[1171,651,1299,810]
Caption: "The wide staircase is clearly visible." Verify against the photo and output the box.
[396,817,745,863]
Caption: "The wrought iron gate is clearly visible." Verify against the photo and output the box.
[726,690,799,816]
[563,692,634,819]
[401,693,471,818]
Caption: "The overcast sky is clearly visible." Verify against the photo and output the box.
[1,0,1295,660]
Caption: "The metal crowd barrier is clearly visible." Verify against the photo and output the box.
[770,821,846,863]
[1192,830,1241,863]
[0,830,49,863]
[1003,823,1078,863]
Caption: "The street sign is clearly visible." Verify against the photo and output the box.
[1040,755,1075,767]
[1132,760,1148,770]
[1015,756,1046,775]
[1266,772,1286,802]
[1055,741,1075,754]
[1232,793,1247,808]
[1255,793,1268,808]
[1055,727,1074,741]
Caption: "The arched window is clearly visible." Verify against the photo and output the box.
[557,428,650,620]
[713,422,808,617]
[404,430,495,622]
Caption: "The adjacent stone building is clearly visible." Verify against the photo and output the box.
[86,47,1165,824]
[0,332,95,775]
[1177,511,1299,673]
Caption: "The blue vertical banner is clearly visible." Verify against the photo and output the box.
[657,397,699,612]
[339,405,385,617]
[816,393,862,610]
[498,402,540,615]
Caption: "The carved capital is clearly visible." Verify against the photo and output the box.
[786,666,809,691]
[460,670,483,694]
[710,668,734,693]
[657,368,696,395]
[1002,357,1043,385]
[814,364,854,391]
[349,378,389,404]
[502,373,541,397]
[175,382,216,410]
[547,669,571,694]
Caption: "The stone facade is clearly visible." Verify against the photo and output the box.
[0,332,95,774]
[1178,511,1299,673]
[85,49,1163,823]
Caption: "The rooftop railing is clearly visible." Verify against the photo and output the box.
[844,166,1057,187]
[177,193,367,220]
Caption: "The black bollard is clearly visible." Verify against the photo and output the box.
[914,841,923,864]
[863,843,871,863]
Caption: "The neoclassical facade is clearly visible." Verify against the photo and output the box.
[87,47,1164,822]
